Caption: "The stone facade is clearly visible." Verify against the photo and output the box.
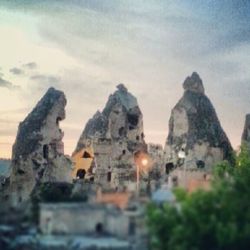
[73,84,147,190]
[164,72,233,178]
[9,88,72,205]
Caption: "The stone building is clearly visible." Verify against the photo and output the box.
[73,84,147,190]
[39,197,147,249]
[163,72,233,186]
[9,87,72,205]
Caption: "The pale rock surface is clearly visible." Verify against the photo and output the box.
[164,72,233,173]
[73,84,147,189]
[9,87,72,205]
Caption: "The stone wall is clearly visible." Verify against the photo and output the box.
[40,203,130,239]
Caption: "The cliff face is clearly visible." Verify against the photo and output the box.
[9,88,72,205]
[164,72,233,171]
[73,84,146,189]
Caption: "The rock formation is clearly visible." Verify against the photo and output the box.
[241,114,250,149]
[9,87,72,205]
[73,84,147,190]
[164,72,233,173]
[147,143,163,177]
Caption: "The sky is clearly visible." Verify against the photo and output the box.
[0,0,249,158]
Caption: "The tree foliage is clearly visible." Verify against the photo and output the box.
[147,146,250,250]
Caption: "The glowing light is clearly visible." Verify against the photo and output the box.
[178,149,186,159]
[141,158,148,167]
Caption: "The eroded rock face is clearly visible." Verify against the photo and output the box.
[73,84,146,189]
[241,114,250,149]
[9,87,72,205]
[164,72,233,171]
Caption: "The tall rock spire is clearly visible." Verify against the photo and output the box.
[164,72,233,173]
[241,114,250,149]
[9,87,72,205]
[73,84,146,190]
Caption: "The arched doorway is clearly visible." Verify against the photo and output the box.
[95,223,103,234]
[76,169,86,179]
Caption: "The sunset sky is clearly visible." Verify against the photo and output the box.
[0,0,249,158]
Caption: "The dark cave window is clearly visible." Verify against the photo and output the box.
[122,149,126,155]
[129,126,135,130]
[141,133,144,139]
[119,127,125,137]
[107,171,112,182]
[136,135,140,141]
[127,113,139,126]
[76,169,86,179]
[43,144,49,159]
[196,160,205,169]
[90,176,95,183]
[82,151,92,158]
[18,196,22,203]
[17,169,25,175]
[95,223,103,234]
[165,162,174,174]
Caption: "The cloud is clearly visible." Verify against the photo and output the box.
[0,76,14,89]
[9,67,24,75]
[0,76,20,90]
[30,74,60,85]
[22,62,37,70]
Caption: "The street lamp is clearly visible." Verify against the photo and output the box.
[136,156,149,196]
[178,148,187,188]
[178,148,186,160]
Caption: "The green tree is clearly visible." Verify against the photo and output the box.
[147,146,250,250]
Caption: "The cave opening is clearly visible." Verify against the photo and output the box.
[43,144,49,159]
[107,171,112,182]
[127,113,139,126]
[119,127,126,137]
[165,162,174,174]
[76,169,86,179]
[82,151,92,159]
[196,160,205,169]
[95,223,103,234]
